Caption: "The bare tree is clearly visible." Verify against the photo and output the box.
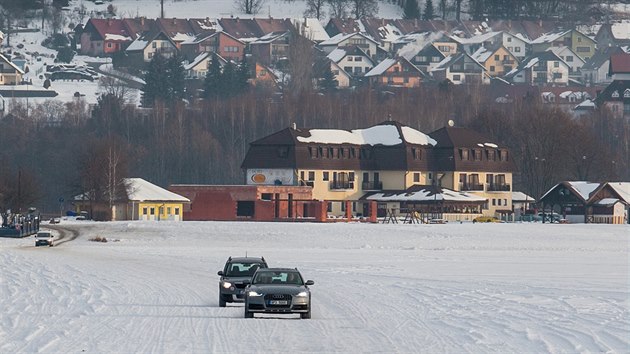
[286,29,315,96]
[235,0,266,15]
[327,0,350,18]
[350,0,378,19]
[304,0,327,19]
[98,75,136,104]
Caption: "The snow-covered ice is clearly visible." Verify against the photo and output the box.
[1,221,628,353]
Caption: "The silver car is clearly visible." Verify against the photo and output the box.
[244,268,314,319]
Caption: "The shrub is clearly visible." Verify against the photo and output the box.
[89,236,108,243]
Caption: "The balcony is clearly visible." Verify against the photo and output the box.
[487,183,511,192]
[299,181,314,187]
[502,59,515,65]
[362,181,383,191]
[330,181,354,190]
[459,183,484,191]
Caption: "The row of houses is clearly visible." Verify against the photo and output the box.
[73,122,629,224]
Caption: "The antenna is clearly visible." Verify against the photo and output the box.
[245,251,248,257]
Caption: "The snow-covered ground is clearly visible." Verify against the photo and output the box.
[1,221,628,353]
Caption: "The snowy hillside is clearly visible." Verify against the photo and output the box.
[1,221,628,353]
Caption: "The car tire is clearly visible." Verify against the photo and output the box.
[244,305,254,318]
[219,295,226,307]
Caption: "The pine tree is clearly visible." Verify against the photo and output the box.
[319,64,338,92]
[220,61,237,98]
[403,0,421,19]
[166,53,186,101]
[423,0,434,20]
[236,58,251,94]
[203,53,223,99]
[142,54,169,107]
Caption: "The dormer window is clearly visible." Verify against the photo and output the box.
[624,89,630,98]
[474,149,482,161]
[459,148,469,160]
[499,150,508,161]
[612,90,619,98]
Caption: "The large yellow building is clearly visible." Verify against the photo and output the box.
[241,121,516,221]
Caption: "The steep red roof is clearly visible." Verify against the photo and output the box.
[254,18,293,35]
[87,18,134,41]
[609,52,630,74]
[219,18,263,39]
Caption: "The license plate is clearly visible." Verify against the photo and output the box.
[269,300,288,305]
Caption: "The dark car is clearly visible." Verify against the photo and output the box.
[244,268,314,319]
[35,231,54,247]
[218,256,268,307]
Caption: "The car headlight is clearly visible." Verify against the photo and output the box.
[248,291,263,297]
[296,291,309,297]
[222,282,232,289]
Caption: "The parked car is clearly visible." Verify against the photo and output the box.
[244,268,314,319]
[35,231,54,247]
[473,216,502,223]
[217,256,268,307]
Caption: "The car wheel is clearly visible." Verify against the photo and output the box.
[244,305,254,318]
[219,295,226,307]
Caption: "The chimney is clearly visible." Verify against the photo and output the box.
[415,18,418,27]
[140,17,145,26]
[291,122,297,130]
[539,19,542,27]
[173,18,177,25]
[508,19,511,30]
[107,18,112,26]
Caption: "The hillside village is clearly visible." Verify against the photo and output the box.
[0,2,629,224]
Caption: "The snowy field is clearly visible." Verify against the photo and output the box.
[1,221,628,353]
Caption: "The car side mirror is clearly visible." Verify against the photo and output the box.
[305,280,314,286]
[217,271,224,276]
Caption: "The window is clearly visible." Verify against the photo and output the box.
[150,208,155,215]
[487,149,496,160]
[413,172,420,183]
[167,207,171,214]
[300,171,305,181]
[175,208,179,215]
[553,72,562,79]
[624,89,630,98]
[490,66,495,72]
[412,148,422,160]
[500,150,508,161]
[261,193,273,201]
[323,172,329,181]
[577,36,582,42]
[308,171,315,181]
[327,202,332,212]
[612,90,620,98]
[453,74,461,81]
[431,56,441,62]
[460,149,469,160]
[317,146,323,158]
[338,148,345,158]
[504,198,508,206]
[554,61,559,68]
[438,45,451,52]
[344,66,352,72]
[566,55,573,62]
[507,37,512,42]
[349,172,355,181]
[355,57,362,62]
[350,148,356,158]
[348,57,353,61]
[107,42,112,48]
[143,207,148,215]
[492,199,496,206]
[152,42,157,48]
[474,149,482,161]
[236,201,255,217]
[576,46,590,53]
[494,55,500,61]
[308,146,314,158]
[327,147,334,158]
[515,47,521,53]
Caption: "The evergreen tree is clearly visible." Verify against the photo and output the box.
[166,53,186,101]
[403,0,421,19]
[319,64,338,92]
[423,0,434,20]
[236,58,251,94]
[220,61,237,98]
[203,54,223,99]
[142,54,169,107]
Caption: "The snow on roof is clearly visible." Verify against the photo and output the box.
[397,32,444,60]
[319,32,353,46]
[611,22,630,40]
[595,198,622,206]
[608,182,630,203]
[471,46,493,63]
[568,181,600,201]
[0,54,25,75]
[453,31,500,45]
[512,191,534,202]
[126,39,148,51]
[125,178,189,202]
[530,30,570,44]
[105,34,132,41]
[378,23,403,42]
[365,58,396,77]
[327,48,346,63]
[366,187,487,202]
[574,99,596,109]
[297,124,436,146]
[430,54,455,72]
[184,52,209,70]
[172,32,195,42]
[196,19,222,32]
[291,18,329,42]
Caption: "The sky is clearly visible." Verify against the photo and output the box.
[1,220,628,353]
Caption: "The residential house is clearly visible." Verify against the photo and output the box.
[324,18,362,38]
[219,18,264,43]
[609,52,630,81]
[452,31,504,56]
[0,54,24,85]
[402,42,448,72]
[360,18,404,53]
[249,31,290,66]
[505,51,569,86]
[470,44,518,77]
[180,31,245,62]
[326,46,375,81]
[530,29,597,61]
[539,86,597,115]
[512,191,535,221]
[125,29,178,63]
[73,178,189,221]
[364,57,424,88]
[581,47,626,85]
[548,46,585,79]
[155,17,198,49]
[80,18,135,56]
[318,33,380,62]
[252,62,280,89]
[184,52,226,79]
[254,18,294,37]
[241,121,515,220]
[595,22,630,48]
[538,181,629,224]
[594,80,630,119]
[500,32,530,60]
[430,52,490,85]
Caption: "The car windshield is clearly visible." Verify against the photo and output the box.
[225,262,265,277]
[252,271,303,285]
